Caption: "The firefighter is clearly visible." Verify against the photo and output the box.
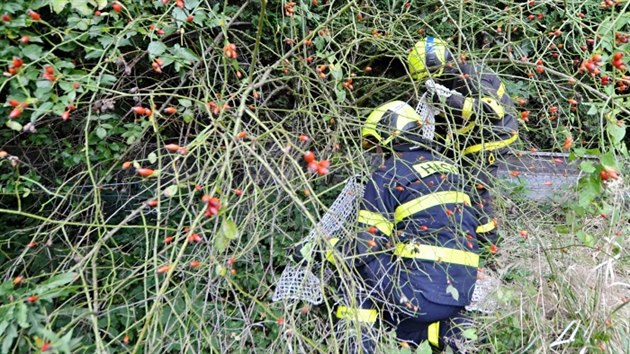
[300,101,481,353]
[407,36,520,246]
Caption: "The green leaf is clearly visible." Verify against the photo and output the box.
[578,175,601,208]
[96,0,107,9]
[220,218,239,240]
[148,152,157,164]
[576,230,595,247]
[171,44,199,63]
[95,127,107,139]
[0,320,9,338]
[172,8,188,26]
[573,147,587,157]
[51,0,69,13]
[99,74,117,86]
[330,63,343,80]
[15,303,28,329]
[163,185,178,198]
[215,264,227,276]
[334,86,346,103]
[70,0,91,16]
[35,272,77,295]
[148,41,167,58]
[579,161,595,174]
[1,324,17,354]
[214,235,229,253]
[599,151,617,169]
[22,45,43,61]
[461,328,478,341]
[415,341,432,354]
[179,99,192,107]
[0,282,12,297]
[586,104,598,116]
[606,121,626,145]
[446,284,459,301]
[31,101,53,122]
[6,121,23,131]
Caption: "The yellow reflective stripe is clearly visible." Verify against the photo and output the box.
[412,161,459,178]
[433,44,446,78]
[462,97,474,120]
[456,121,475,134]
[497,82,506,99]
[336,306,378,323]
[358,210,393,236]
[363,101,419,144]
[428,321,440,347]
[394,191,471,223]
[409,41,428,79]
[481,97,505,119]
[462,132,519,155]
[393,243,479,267]
[476,220,497,234]
[325,237,340,264]
[394,105,422,131]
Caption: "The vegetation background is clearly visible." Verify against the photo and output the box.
[0,0,628,353]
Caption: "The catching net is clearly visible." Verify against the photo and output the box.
[415,92,438,142]
[272,177,364,304]
[465,270,501,314]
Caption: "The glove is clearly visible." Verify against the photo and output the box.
[425,79,459,100]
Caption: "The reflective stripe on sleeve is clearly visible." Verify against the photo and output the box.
[358,210,393,236]
[481,97,505,119]
[476,220,497,234]
[456,121,476,135]
[336,306,378,323]
[496,82,506,99]
[461,132,519,155]
[393,243,479,267]
[394,191,471,223]
[462,97,475,120]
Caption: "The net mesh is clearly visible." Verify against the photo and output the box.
[272,177,364,304]
[415,92,438,142]
[465,270,501,314]
[272,264,325,304]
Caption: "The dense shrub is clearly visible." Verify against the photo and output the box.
[0,1,627,353]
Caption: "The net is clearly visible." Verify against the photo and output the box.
[415,92,438,142]
[465,270,501,314]
[272,177,364,304]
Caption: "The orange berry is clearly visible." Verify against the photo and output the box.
[157,265,170,273]
[164,144,181,152]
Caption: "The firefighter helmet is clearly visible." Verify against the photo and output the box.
[408,37,452,80]
[361,101,430,148]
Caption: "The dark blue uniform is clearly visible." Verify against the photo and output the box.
[430,62,520,245]
[335,143,480,350]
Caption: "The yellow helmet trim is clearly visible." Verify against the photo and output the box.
[362,101,422,145]
[408,37,448,80]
